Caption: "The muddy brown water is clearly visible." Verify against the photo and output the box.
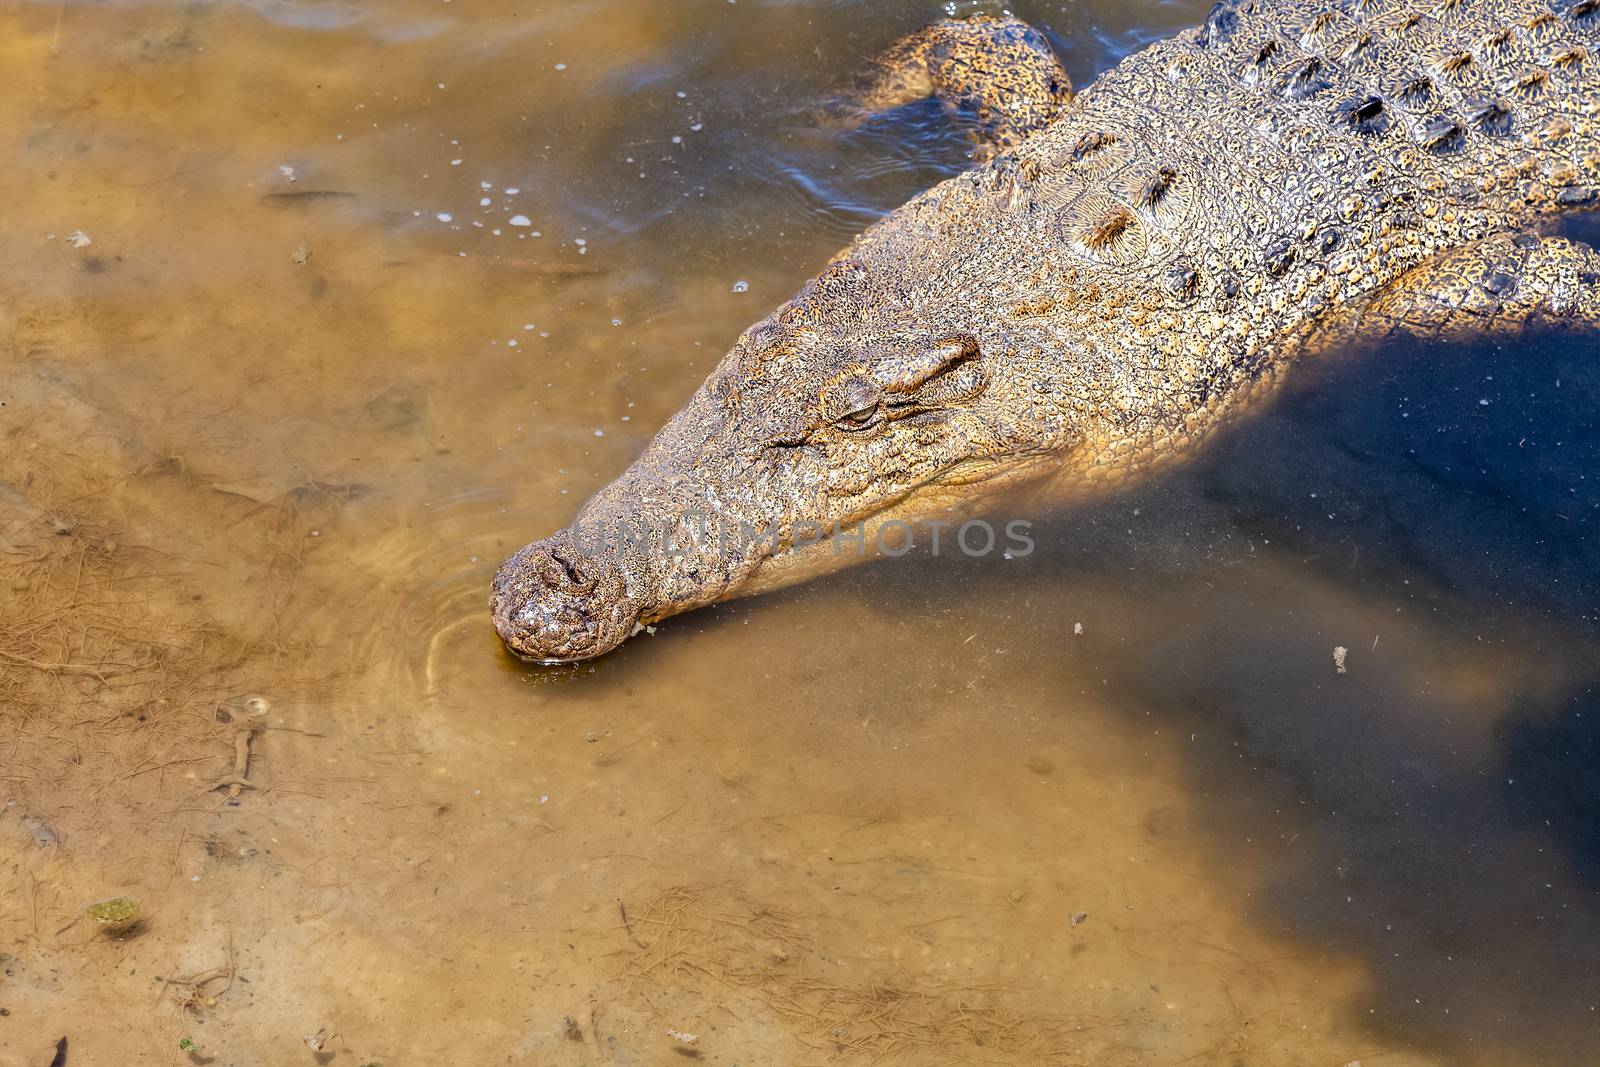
[2,1,1598,1065]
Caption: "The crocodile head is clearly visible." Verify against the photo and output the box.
[492,220,1079,663]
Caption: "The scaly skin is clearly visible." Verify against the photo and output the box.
[833,13,1075,158]
[492,0,1600,664]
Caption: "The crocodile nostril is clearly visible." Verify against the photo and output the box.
[492,530,643,664]
[532,545,598,595]
[553,548,593,590]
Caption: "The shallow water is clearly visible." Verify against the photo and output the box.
[1,1,1597,1065]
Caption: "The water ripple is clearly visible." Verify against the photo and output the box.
[347,485,521,699]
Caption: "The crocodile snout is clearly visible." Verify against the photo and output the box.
[490,530,642,663]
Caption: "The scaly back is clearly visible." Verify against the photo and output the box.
[1003,0,1596,337]
[922,0,1600,450]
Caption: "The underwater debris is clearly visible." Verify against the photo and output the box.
[85,897,141,937]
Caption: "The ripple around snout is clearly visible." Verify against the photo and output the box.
[381,558,500,697]
[346,485,595,698]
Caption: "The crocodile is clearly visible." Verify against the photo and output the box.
[492,0,1600,664]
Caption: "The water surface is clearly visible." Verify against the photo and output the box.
[1,1,1597,1064]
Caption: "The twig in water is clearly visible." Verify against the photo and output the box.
[620,899,647,949]
[207,720,257,804]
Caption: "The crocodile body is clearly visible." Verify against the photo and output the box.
[492,0,1600,664]
[840,0,1600,483]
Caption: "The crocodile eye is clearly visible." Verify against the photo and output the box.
[836,402,881,431]
[828,374,882,431]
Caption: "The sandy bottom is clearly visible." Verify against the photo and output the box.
[0,390,1439,1065]
[0,336,1470,1067]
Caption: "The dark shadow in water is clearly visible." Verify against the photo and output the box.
[812,320,1600,1064]
[1083,323,1599,1064]
[1499,684,1600,894]
[1195,331,1599,629]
